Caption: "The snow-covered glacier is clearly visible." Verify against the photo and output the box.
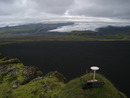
[49,22,130,32]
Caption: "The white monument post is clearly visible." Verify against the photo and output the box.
[90,66,99,81]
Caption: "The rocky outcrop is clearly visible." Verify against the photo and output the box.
[22,66,40,83]
[0,54,43,84]
[0,66,43,84]
[0,66,19,76]
[45,71,66,82]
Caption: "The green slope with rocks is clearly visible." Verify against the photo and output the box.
[0,53,127,98]
[56,73,127,98]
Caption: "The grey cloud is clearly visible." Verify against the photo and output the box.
[0,0,130,25]
[0,0,37,16]
[68,0,130,19]
[0,0,22,15]
[32,0,74,14]
[0,0,74,16]
[0,0,16,3]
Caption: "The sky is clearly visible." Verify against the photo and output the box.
[0,0,130,25]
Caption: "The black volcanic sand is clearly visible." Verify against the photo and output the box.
[0,41,130,97]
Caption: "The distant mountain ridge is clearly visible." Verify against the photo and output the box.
[0,23,130,43]
[0,23,73,37]
[0,22,130,37]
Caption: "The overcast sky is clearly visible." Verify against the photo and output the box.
[0,0,130,25]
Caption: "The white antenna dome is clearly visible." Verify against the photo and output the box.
[91,66,99,71]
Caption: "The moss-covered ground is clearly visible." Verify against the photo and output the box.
[0,53,127,98]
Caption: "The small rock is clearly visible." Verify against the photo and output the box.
[32,76,43,82]
[12,80,20,88]
[13,84,18,88]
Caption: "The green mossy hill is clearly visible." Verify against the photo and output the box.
[56,73,127,98]
[0,53,127,98]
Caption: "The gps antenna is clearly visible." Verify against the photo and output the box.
[90,66,99,81]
